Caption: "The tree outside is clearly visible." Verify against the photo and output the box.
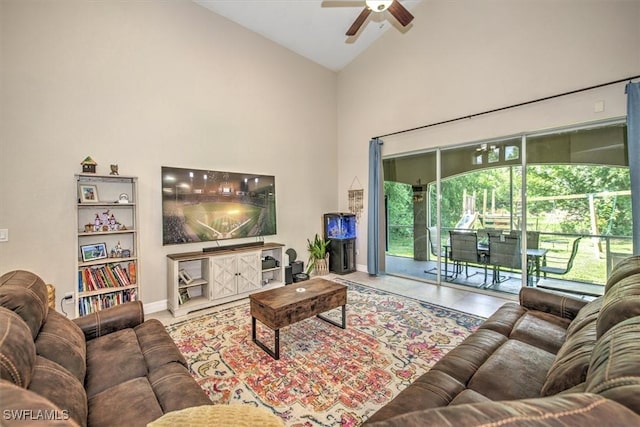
[385,164,632,285]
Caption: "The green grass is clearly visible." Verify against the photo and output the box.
[387,232,632,286]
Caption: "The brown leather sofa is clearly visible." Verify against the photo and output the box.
[0,270,212,427]
[365,256,640,426]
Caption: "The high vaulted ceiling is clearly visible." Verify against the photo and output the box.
[193,0,422,71]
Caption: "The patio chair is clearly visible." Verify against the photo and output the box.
[506,230,539,249]
[449,230,487,284]
[424,227,449,276]
[488,234,521,286]
[540,237,582,277]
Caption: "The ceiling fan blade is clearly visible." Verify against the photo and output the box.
[322,1,365,6]
[388,0,414,27]
[346,7,372,36]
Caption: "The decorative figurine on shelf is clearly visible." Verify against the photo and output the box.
[108,214,120,231]
[81,156,97,173]
[112,241,123,257]
[85,210,125,233]
[110,164,119,175]
[100,210,110,231]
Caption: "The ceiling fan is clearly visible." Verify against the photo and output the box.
[346,0,414,36]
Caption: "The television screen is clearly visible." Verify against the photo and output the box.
[161,166,276,245]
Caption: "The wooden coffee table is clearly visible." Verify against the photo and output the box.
[249,278,347,359]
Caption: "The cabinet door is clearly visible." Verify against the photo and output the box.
[211,254,237,299]
[236,251,261,293]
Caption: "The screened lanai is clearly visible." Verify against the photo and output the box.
[383,122,632,298]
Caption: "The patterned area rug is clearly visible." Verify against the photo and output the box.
[166,279,484,426]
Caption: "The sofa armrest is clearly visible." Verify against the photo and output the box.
[364,394,640,426]
[73,300,144,340]
[519,287,587,321]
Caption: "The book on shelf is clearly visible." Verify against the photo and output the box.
[78,262,136,292]
[78,288,137,316]
[128,262,137,284]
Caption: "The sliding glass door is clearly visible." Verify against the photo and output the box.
[525,124,630,294]
[384,151,436,278]
[439,139,522,291]
[383,121,631,298]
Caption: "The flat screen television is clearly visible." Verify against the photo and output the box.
[161,166,276,245]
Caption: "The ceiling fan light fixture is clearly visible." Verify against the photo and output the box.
[366,0,393,12]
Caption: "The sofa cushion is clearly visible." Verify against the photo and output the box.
[35,310,86,384]
[541,298,601,396]
[84,328,147,398]
[449,389,491,405]
[509,311,570,354]
[596,273,640,338]
[430,328,507,385]
[0,380,80,427]
[468,340,555,400]
[586,315,640,414]
[88,377,163,427]
[0,270,48,339]
[134,318,187,370]
[479,302,571,355]
[148,362,213,413]
[27,356,88,427]
[364,369,466,423]
[565,297,602,337]
[0,308,36,387]
[478,302,525,337]
[604,255,640,293]
[364,393,640,426]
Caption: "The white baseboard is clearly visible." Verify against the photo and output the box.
[144,299,168,314]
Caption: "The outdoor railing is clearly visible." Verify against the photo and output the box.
[386,224,633,286]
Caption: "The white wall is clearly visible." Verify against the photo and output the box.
[337,0,640,269]
[0,0,338,311]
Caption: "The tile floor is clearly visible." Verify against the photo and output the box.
[149,271,514,326]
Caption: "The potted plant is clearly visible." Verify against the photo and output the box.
[306,233,330,275]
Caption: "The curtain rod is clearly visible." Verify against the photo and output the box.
[374,74,640,139]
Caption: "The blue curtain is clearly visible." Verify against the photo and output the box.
[627,82,640,255]
[367,138,385,275]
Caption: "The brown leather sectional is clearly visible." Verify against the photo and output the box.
[365,256,640,425]
[0,270,211,427]
[4,255,640,427]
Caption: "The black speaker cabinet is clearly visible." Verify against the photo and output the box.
[329,238,356,274]
[285,266,293,284]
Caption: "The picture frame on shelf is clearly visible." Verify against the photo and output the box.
[178,288,190,305]
[79,184,99,203]
[80,242,108,262]
[178,269,194,285]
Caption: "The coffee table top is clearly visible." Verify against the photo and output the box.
[249,278,346,309]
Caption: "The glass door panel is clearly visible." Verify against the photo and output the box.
[440,139,522,291]
[383,151,437,278]
[525,124,630,294]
